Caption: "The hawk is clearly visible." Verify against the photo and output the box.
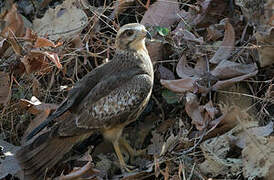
[16,23,153,179]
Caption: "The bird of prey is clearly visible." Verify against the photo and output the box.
[16,23,153,179]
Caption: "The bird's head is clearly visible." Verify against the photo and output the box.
[115,23,152,52]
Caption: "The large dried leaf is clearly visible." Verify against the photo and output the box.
[141,0,179,27]
[1,4,25,38]
[33,0,88,41]
[161,78,196,93]
[21,52,50,74]
[211,70,258,91]
[242,136,274,179]
[185,93,205,130]
[34,37,62,48]
[209,19,235,64]
[176,55,197,78]
[0,72,11,105]
[211,60,258,80]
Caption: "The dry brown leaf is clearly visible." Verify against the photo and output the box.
[1,4,25,38]
[141,0,179,27]
[185,92,206,130]
[211,70,258,91]
[19,96,58,115]
[34,37,62,48]
[205,105,245,140]
[199,135,241,177]
[242,136,274,179]
[176,55,199,78]
[209,19,235,64]
[211,60,258,80]
[33,0,88,41]
[40,51,62,69]
[179,29,204,44]
[161,78,196,93]
[21,52,51,74]
[0,71,11,105]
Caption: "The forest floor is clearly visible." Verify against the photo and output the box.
[0,0,274,179]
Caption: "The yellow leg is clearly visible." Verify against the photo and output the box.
[119,138,146,159]
[113,140,134,172]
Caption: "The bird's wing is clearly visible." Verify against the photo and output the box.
[57,73,153,136]
[26,60,116,140]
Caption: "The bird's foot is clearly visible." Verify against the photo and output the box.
[120,163,136,173]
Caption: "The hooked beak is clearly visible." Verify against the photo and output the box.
[146,31,152,40]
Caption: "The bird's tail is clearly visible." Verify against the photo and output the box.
[16,130,82,180]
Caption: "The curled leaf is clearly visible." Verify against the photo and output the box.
[209,19,235,64]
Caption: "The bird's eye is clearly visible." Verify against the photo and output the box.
[125,30,134,37]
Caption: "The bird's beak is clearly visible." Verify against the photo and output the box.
[146,31,152,40]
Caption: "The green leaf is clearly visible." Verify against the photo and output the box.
[156,26,170,36]
[162,89,180,104]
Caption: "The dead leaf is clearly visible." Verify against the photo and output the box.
[34,37,62,48]
[211,70,258,91]
[211,60,258,80]
[33,0,88,41]
[161,78,196,93]
[209,19,235,64]
[205,105,246,140]
[21,52,51,74]
[40,51,62,69]
[1,4,25,38]
[230,121,273,149]
[141,0,179,27]
[185,92,206,130]
[178,29,204,44]
[199,135,241,177]
[242,136,274,179]
[0,71,11,105]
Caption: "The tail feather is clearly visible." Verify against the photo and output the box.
[16,130,83,180]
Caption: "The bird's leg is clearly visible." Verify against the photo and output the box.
[119,137,146,163]
[113,140,134,172]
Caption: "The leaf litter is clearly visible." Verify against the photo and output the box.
[0,0,273,179]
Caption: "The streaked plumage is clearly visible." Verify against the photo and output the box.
[16,23,153,179]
